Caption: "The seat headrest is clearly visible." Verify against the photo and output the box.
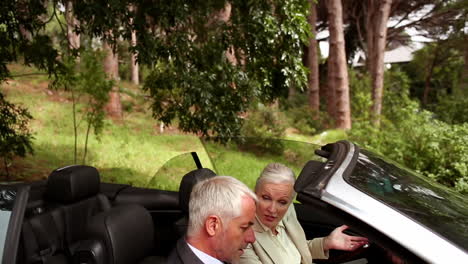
[179,168,216,214]
[88,204,154,264]
[46,165,100,204]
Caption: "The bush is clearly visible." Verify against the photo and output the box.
[0,92,34,177]
[432,95,468,125]
[280,94,330,135]
[240,105,286,154]
[349,68,468,193]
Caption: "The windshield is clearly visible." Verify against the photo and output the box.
[0,188,16,259]
[202,138,321,188]
[346,149,468,251]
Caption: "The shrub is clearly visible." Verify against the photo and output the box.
[240,105,286,154]
[432,95,468,125]
[280,94,330,135]
[349,68,468,193]
[0,92,34,177]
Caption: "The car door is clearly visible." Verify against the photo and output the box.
[295,200,427,264]
[1,184,29,264]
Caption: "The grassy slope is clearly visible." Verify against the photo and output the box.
[2,67,210,190]
[2,65,346,190]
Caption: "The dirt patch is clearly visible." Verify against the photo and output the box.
[0,157,50,182]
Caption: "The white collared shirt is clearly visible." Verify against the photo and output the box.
[187,242,224,264]
[256,216,302,263]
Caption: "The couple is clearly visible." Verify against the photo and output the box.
[168,163,368,264]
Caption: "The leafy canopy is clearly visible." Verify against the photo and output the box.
[73,0,311,137]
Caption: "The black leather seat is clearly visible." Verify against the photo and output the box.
[20,165,111,264]
[20,208,67,264]
[174,168,216,236]
[80,204,165,264]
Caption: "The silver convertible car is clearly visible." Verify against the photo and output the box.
[1,139,467,264]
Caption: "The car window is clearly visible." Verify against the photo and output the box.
[0,189,16,260]
[346,149,468,251]
[0,211,12,258]
[202,137,320,188]
[146,152,213,191]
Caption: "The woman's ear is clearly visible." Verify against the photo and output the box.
[205,215,221,237]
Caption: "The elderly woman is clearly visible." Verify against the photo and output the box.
[239,163,369,264]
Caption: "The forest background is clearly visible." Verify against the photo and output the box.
[1,0,467,193]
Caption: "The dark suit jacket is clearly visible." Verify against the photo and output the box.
[167,237,205,264]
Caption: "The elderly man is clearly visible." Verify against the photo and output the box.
[168,176,258,264]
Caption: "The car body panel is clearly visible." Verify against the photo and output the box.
[324,167,467,263]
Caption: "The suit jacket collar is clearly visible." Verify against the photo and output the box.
[176,237,206,264]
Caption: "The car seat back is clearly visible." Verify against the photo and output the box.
[83,204,165,264]
[174,168,216,236]
[20,207,67,264]
[45,165,111,253]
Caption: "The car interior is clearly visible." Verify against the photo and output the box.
[13,152,427,264]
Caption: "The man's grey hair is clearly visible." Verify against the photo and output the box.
[187,176,257,236]
[255,163,296,193]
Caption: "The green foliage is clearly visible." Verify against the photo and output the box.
[75,50,113,137]
[52,50,113,163]
[240,105,286,154]
[433,95,468,124]
[0,92,33,176]
[348,68,372,122]
[402,43,464,105]
[280,94,329,135]
[0,0,64,81]
[349,68,468,193]
[72,0,311,139]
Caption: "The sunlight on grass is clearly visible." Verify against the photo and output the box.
[2,69,328,190]
[2,77,207,187]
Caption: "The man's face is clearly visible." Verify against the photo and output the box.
[215,196,256,262]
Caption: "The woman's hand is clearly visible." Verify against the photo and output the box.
[323,225,369,251]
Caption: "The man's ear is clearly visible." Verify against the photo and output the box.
[205,215,221,237]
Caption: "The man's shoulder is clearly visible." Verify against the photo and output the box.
[168,237,205,264]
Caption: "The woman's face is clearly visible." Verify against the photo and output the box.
[255,182,293,232]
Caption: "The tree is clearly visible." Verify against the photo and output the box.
[327,0,352,129]
[53,50,113,164]
[129,4,139,85]
[1,0,311,139]
[348,0,467,124]
[71,0,310,138]
[306,0,320,114]
[103,39,122,119]
[0,93,33,178]
[0,0,64,171]
[365,0,393,126]
[65,1,80,53]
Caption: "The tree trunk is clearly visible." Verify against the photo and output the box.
[368,0,392,126]
[130,30,139,85]
[103,41,122,119]
[66,1,80,52]
[129,5,139,85]
[423,45,440,105]
[327,0,352,129]
[326,53,336,120]
[307,1,320,114]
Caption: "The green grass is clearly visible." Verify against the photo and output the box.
[1,75,208,189]
[202,139,324,189]
[1,65,341,190]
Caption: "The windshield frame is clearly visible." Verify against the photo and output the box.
[344,148,468,252]
[0,184,29,264]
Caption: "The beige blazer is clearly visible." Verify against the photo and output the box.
[238,205,328,264]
